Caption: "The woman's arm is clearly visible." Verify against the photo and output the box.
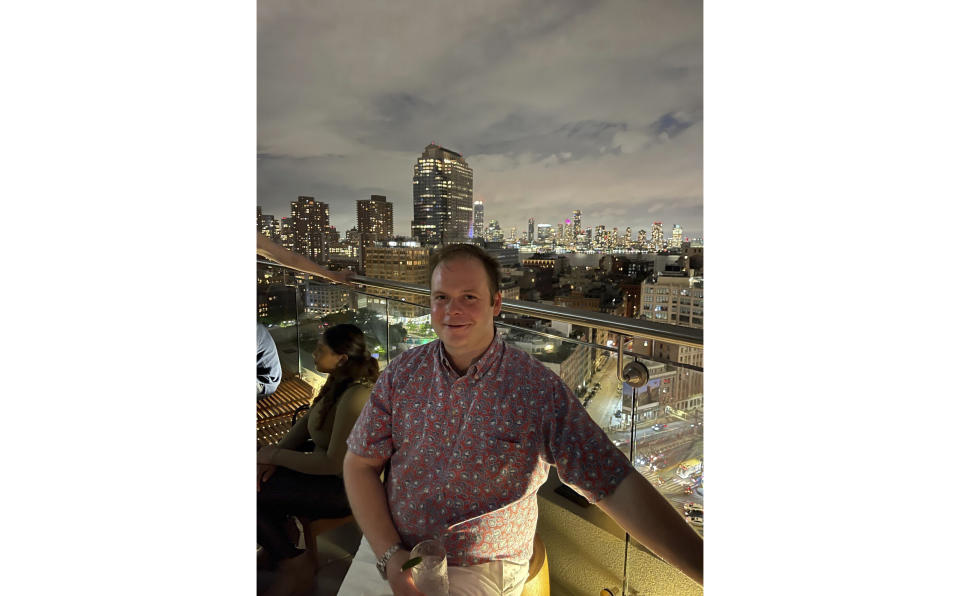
[275,401,312,450]
[266,385,370,476]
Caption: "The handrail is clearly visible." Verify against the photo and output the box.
[257,260,703,348]
[350,275,702,348]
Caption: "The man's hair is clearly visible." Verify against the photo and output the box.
[429,244,501,305]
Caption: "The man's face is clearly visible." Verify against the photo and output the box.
[430,256,502,354]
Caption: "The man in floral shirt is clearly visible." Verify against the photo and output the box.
[345,244,703,595]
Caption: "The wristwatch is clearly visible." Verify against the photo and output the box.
[376,542,403,580]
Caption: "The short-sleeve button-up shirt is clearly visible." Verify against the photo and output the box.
[346,332,631,566]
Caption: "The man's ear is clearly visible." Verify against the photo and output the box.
[492,291,502,317]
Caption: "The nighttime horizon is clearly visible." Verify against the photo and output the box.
[257,139,702,253]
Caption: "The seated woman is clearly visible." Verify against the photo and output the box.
[256,323,379,594]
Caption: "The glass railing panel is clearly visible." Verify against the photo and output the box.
[294,285,399,387]
[257,262,305,386]
[377,287,437,355]
[494,311,610,422]
[619,338,704,541]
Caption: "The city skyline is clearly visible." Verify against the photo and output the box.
[258,197,700,247]
[258,0,702,240]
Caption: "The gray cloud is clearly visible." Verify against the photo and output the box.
[258,0,702,239]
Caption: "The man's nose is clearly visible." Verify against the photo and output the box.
[446,297,465,313]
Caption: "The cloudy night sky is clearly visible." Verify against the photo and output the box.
[258,0,702,241]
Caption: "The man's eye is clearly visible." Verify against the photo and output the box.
[465,295,477,300]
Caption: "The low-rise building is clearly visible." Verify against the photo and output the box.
[639,273,703,328]
[554,292,602,312]
[362,245,430,318]
[303,280,355,315]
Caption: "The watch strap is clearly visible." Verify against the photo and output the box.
[376,542,403,580]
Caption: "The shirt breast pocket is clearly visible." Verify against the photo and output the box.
[477,432,539,491]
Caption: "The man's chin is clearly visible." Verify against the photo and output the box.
[440,331,467,345]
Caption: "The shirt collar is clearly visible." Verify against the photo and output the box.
[437,329,504,380]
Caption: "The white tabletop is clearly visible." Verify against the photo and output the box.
[337,535,393,596]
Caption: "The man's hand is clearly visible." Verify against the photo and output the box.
[257,463,276,492]
[386,549,424,596]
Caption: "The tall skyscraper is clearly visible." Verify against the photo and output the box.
[638,229,647,248]
[528,218,536,244]
[290,196,330,264]
[357,194,394,246]
[671,224,683,248]
[572,210,582,236]
[651,221,664,252]
[472,201,484,239]
[411,143,474,246]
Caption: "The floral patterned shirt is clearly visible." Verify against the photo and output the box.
[346,332,631,566]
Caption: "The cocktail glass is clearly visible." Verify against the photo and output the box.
[409,539,450,596]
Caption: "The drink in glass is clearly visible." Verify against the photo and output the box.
[409,539,450,596]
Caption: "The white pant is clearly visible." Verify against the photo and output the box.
[338,536,529,596]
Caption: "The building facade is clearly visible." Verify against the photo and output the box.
[357,195,394,247]
[671,224,683,248]
[485,219,503,243]
[472,200,484,239]
[639,273,703,328]
[554,293,602,312]
[362,245,430,317]
[257,206,279,239]
[290,196,330,264]
[303,279,355,315]
[411,143,473,246]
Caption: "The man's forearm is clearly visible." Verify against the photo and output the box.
[342,452,405,558]
[596,470,703,586]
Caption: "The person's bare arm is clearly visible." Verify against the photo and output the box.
[275,404,311,450]
[595,469,703,586]
[256,232,353,283]
[256,404,311,490]
[343,450,423,595]
[263,386,369,476]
